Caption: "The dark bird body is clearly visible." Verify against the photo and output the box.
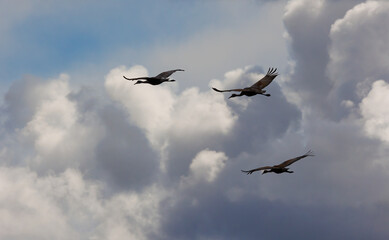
[123,69,184,85]
[212,67,278,98]
[241,150,314,175]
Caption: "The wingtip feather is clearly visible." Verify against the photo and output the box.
[305,150,315,156]
[266,67,279,76]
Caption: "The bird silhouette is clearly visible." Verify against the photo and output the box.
[212,67,278,98]
[241,150,314,175]
[123,69,184,85]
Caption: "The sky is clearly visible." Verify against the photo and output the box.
[1,0,389,239]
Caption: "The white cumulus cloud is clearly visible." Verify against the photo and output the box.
[184,149,228,184]
[360,80,389,143]
[105,65,237,171]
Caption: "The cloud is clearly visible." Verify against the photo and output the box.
[21,75,78,154]
[0,60,304,239]
[105,65,174,151]
[327,1,389,114]
[277,0,389,207]
[1,75,104,173]
[105,65,237,174]
[93,101,160,192]
[182,149,228,185]
[0,167,93,239]
[282,0,364,117]
[108,4,389,238]
[144,1,386,239]
[360,80,389,143]
[0,166,167,240]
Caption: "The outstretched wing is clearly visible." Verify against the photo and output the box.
[155,69,184,79]
[241,166,272,175]
[250,67,278,90]
[276,150,314,168]
[212,87,246,93]
[123,76,149,81]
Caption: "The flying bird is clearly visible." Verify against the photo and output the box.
[212,67,278,98]
[241,150,314,175]
[123,69,184,85]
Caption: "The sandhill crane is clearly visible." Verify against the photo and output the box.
[241,150,314,175]
[123,69,184,85]
[212,67,278,98]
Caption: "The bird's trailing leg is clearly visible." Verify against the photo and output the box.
[241,170,253,175]
[135,80,148,85]
[262,169,271,175]
[258,90,271,97]
[228,93,244,99]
